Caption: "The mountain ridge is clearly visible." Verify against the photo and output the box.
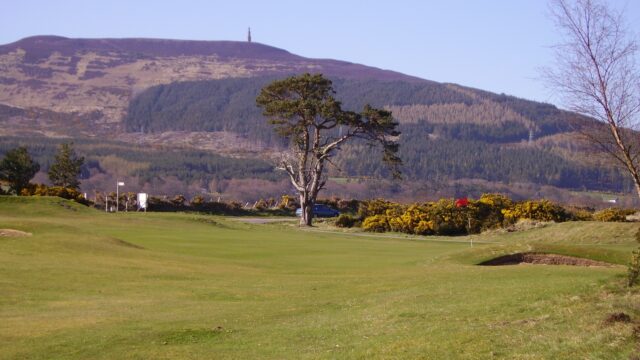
[0,35,630,204]
[0,35,425,134]
[0,35,424,81]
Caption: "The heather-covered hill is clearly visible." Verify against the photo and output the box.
[0,36,421,133]
[0,36,632,203]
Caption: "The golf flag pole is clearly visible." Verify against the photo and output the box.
[455,197,472,246]
[116,181,124,212]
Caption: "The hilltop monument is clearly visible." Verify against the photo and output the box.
[247,27,252,43]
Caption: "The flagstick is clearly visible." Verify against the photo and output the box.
[468,214,473,247]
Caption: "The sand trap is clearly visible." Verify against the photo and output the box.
[0,229,32,237]
[478,252,613,267]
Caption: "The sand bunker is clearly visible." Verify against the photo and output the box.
[0,229,32,237]
[479,252,613,267]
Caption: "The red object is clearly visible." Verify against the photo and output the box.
[455,197,469,208]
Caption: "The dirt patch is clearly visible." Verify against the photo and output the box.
[106,237,144,250]
[603,312,632,326]
[478,252,613,267]
[0,229,31,237]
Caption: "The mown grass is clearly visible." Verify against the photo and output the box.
[0,196,639,359]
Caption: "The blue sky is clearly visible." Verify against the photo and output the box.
[2,0,639,105]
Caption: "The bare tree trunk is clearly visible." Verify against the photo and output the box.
[634,180,640,202]
[299,193,313,226]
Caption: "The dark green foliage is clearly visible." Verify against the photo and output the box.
[192,200,246,215]
[417,121,530,143]
[317,197,360,214]
[48,142,84,189]
[123,76,626,192]
[335,214,358,228]
[341,134,627,191]
[147,196,249,215]
[0,137,281,185]
[124,76,473,142]
[125,76,284,146]
[136,151,279,183]
[0,146,40,194]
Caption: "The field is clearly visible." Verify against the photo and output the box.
[1,196,639,359]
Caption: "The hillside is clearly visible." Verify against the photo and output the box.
[0,36,631,203]
[0,35,421,135]
[124,76,626,193]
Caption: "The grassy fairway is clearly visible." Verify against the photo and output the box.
[0,196,639,359]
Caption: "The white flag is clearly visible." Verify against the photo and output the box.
[137,193,148,209]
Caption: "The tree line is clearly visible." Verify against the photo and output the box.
[0,136,282,188]
[0,143,83,194]
[121,75,621,192]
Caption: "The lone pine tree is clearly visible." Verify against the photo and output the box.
[256,73,401,226]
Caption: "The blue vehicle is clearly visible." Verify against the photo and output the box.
[295,204,340,218]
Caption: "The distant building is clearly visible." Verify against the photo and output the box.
[248,27,252,43]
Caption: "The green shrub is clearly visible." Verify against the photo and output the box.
[337,198,360,214]
[335,214,358,228]
[593,208,628,222]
